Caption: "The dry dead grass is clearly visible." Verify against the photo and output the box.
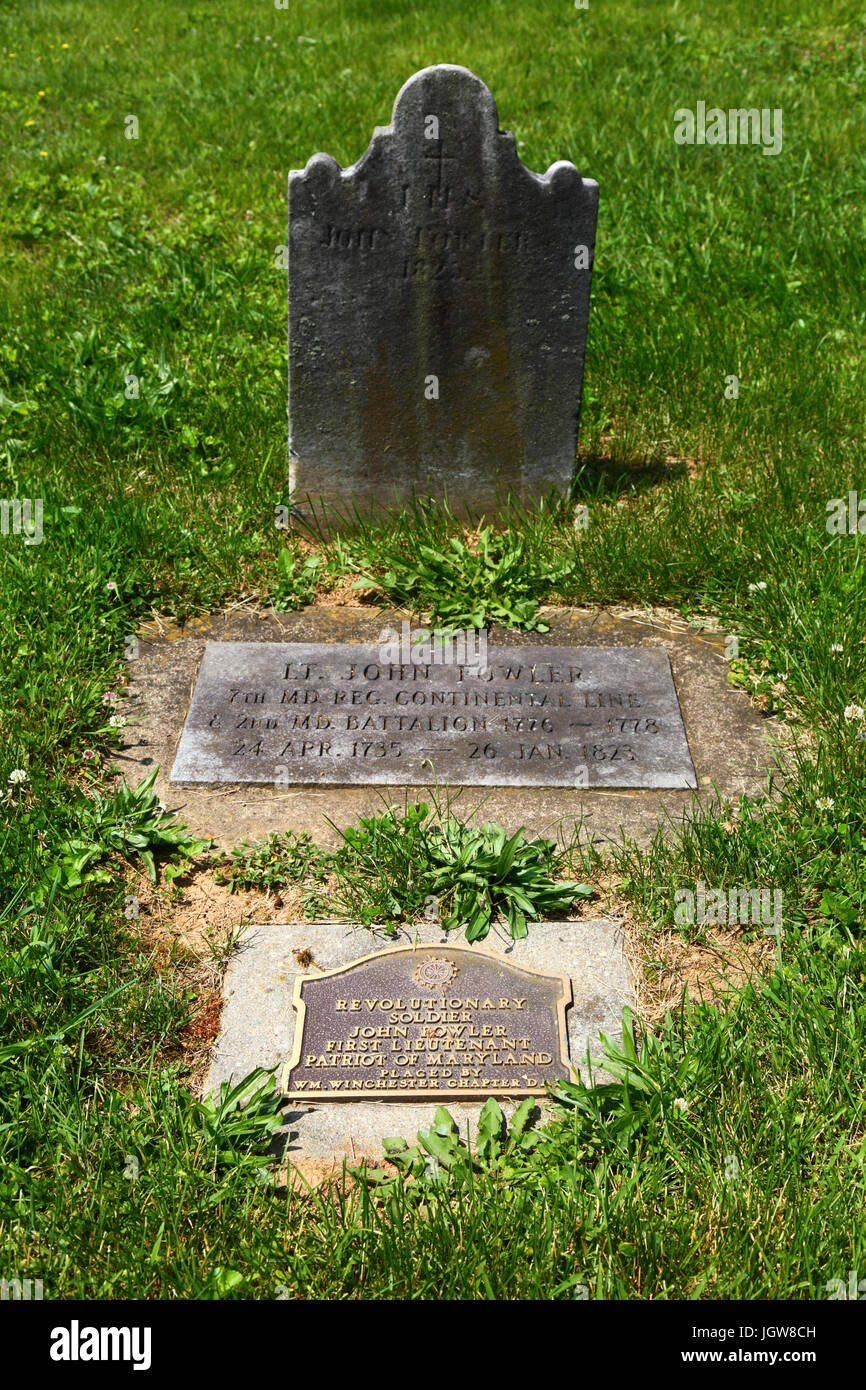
[120,863,315,1089]
[627,920,776,1025]
[567,867,777,1028]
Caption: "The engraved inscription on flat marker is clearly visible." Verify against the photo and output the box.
[283,945,574,1101]
[169,642,697,789]
[288,64,598,519]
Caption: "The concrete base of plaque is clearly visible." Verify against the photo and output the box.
[206,918,633,1185]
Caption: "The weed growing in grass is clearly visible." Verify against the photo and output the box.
[552,1006,712,1150]
[191,1068,284,1169]
[272,801,594,937]
[425,818,592,941]
[315,801,434,926]
[216,802,593,938]
[43,768,210,893]
[353,1095,546,1196]
[314,498,573,631]
[352,523,573,632]
[214,829,325,895]
[271,549,321,611]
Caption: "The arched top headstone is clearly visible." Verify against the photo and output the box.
[288,65,598,522]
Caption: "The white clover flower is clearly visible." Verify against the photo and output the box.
[673,1097,689,1113]
[843,705,864,720]
[108,715,127,728]
[815,796,834,811]
[748,581,767,592]
[8,768,29,785]
[830,644,843,654]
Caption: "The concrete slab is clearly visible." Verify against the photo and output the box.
[117,605,781,851]
[205,918,633,1183]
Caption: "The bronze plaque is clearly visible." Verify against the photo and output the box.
[283,945,574,1101]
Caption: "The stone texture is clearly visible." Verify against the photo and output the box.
[119,605,782,852]
[206,919,632,1183]
[169,641,696,789]
[288,65,598,521]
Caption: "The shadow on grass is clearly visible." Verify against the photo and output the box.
[573,451,695,499]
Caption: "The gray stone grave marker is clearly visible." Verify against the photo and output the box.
[288,64,598,521]
[169,641,697,790]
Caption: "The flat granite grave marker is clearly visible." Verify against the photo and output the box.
[170,641,696,789]
[288,64,598,520]
[283,945,574,1101]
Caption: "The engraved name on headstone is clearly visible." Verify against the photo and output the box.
[169,642,697,789]
[283,945,574,1101]
[288,64,598,520]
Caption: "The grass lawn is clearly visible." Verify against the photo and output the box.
[0,0,864,1300]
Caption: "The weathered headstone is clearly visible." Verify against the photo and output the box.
[169,641,696,790]
[288,64,598,521]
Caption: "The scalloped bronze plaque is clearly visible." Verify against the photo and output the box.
[283,945,575,1101]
